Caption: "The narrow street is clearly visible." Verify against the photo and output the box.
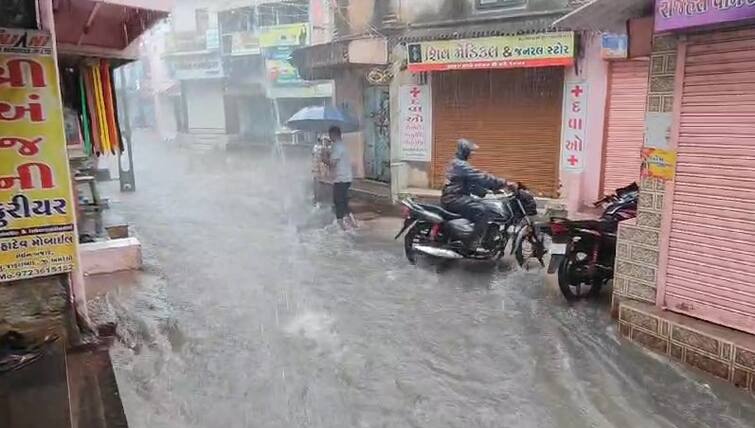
[94,134,755,428]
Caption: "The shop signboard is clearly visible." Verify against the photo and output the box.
[259,23,309,48]
[267,82,333,99]
[0,28,77,282]
[601,33,628,59]
[641,147,677,181]
[206,28,221,51]
[265,47,302,86]
[406,32,575,73]
[171,54,224,80]
[561,81,589,173]
[231,32,261,56]
[655,0,755,32]
[399,84,432,162]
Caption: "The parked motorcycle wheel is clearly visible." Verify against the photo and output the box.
[557,251,603,301]
[404,223,429,265]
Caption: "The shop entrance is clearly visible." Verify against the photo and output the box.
[363,86,391,182]
[601,59,649,196]
[431,67,564,197]
[661,29,755,335]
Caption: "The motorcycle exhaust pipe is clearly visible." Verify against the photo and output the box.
[414,245,464,259]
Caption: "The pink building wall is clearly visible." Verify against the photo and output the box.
[561,33,610,213]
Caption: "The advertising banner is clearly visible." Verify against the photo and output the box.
[655,0,755,32]
[399,85,432,162]
[171,55,224,80]
[406,32,575,73]
[265,47,302,86]
[259,23,309,48]
[561,81,589,173]
[0,28,77,282]
[231,32,261,56]
[641,148,678,181]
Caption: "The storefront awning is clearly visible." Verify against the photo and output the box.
[291,36,388,80]
[54,0,173,59]
[553,0,653,31]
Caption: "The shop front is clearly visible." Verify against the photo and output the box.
[401,31,576,198]
[655,9,755,336]
[601,57,649,195]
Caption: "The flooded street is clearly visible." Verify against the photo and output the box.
[95,134,755,428]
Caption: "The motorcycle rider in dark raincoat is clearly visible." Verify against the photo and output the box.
[441,139,514,250]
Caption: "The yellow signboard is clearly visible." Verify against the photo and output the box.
[231,32,261,56]
[0,28,77,282]
[406,32,575,72]
[259,23,309,48]
[642,147,678,181]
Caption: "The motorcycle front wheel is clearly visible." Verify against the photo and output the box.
[557,250,603,301]
[514,229,546,269]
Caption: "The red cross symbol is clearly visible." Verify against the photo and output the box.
[571,85,583,98]
[410,87,421,97]
[567,155,580,166]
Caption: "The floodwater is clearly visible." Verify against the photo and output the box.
[92,132,755,428]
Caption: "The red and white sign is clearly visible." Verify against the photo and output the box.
[399,84,432,162]
[561,81,588,173]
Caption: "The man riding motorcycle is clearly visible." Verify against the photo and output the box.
[441,139,515,251]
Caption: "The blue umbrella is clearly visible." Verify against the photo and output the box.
[286,105,359,133]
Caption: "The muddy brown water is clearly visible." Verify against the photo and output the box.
[89,134,755,428]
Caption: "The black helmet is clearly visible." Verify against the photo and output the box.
[455,139,479,161]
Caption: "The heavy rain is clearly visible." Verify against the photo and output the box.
[2,1,755,428]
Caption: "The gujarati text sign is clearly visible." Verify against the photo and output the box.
[561,81,588,173]
[655,0,755,32]
[0,28,77,282]
[642,148,677,181]
[399,85,432,162]
[406,32,574,73]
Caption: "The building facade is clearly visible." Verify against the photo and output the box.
[158,0,333,149]
[561,0,755,394]
[294,0,645,210]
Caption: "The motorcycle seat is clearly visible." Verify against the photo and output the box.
[567,219,619,233]
[418,204,463,220]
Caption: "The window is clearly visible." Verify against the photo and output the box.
[257,1,309,26]
[476,0,526,10]
[195,8,209,33]
[257,4,277,26]
[0,0,37,29]
[277,1,309,25]
[219,7,255,34]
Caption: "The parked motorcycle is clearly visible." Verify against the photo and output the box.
[542,183,639,300]
[395,187,538,263]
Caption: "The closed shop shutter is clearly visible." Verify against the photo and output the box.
[431,68,564,197]
[663,29,755,334]
[602,60,649,196]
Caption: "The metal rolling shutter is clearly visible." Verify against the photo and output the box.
[431,68,564,197]
[663,29,755,334]
[602,60,649,196]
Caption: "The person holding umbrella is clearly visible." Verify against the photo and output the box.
[287,105,359,229]
[324,126,358,229]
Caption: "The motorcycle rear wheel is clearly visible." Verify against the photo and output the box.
[404,223,429,265]
[557,252,603,301]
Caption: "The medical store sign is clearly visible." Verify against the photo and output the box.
[406,32,575,73]
[399,85,432,162]
[0,28,77,282]
[561,81,588,173]
[656,0,755,32]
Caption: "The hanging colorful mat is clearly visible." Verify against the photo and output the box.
[100,60,121,153]
[78,73,93,156]
[82,65,102,155]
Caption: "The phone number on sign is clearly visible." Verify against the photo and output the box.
[0,263,72,281]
